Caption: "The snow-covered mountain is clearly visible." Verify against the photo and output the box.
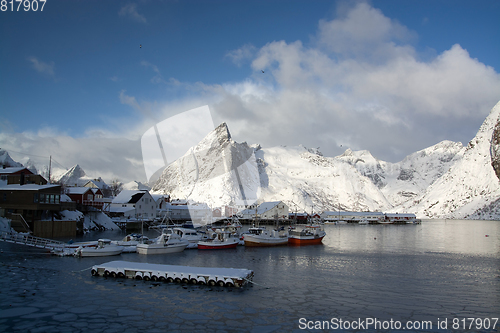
[152,123,390,213]
[152,101,500,219]
[338,141,463,207]
[398,101,500,219]
[52,164,89,186]
[0,149,23,168]
[152,123,261,209]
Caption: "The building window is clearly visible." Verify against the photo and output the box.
[33,193,39,203]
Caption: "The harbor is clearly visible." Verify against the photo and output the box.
[0,220,498,332]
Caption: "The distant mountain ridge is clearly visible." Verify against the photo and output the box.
[152,101,500,220]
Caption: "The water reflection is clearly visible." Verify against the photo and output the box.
[322,220,500,256]
[0,219,498,332]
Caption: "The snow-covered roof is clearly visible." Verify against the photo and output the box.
[112,190,148,204]
[151,194,166,202]
[65,187,92,195]
[84,178,109,189]
[0,167,31,175]
[0,184,60,191]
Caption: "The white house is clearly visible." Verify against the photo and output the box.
[239,201,289,220]
[110,190,156,220]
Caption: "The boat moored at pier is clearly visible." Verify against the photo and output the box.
[288,224,326,246]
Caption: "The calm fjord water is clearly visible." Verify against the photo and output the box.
[0,220,498,332]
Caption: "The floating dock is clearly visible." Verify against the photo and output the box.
[91,260,254,288]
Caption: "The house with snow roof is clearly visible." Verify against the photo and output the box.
[109,190,156,220]
[0,166,47,186]
[239,201,289,220]
[83,177,112,197]
[64,187,106,211]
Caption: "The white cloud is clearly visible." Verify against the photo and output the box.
[6,2,500,184]
[225,43,257,67]
[207,2,500,162]
[27,56,55,77]
[118,3,147,24]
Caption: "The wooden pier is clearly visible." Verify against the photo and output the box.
[91,260,254,288]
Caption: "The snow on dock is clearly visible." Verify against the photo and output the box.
[91,260,254,288]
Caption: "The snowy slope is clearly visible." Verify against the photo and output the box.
[337,141,463,208]
[152,123,261,209]
[152,124,391,213]
[397,101,500,218]
[52,164,89,186]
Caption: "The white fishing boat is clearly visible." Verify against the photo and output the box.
[243,226,288,247]
[75,239,124,257]
[198,229,239,250]
[171,227,204,249]
[136,230,189,255]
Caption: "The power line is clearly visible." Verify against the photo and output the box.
[1,148,48,159]
[1,148,68,170]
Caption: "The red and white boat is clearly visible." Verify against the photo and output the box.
[197,229,239,250]
[288,224,326,246]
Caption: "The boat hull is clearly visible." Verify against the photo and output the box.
[244,235,288,247]
[287,235,325,246]
[78,246,124,257]
[197,241,238,250]
[136,243,187,255]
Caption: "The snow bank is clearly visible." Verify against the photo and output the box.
[84,212,120,231]
[0,217,12,233]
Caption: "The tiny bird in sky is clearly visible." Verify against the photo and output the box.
[140,44,142,48]
[261,70,264,73]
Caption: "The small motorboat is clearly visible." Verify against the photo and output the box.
[111,233,149,253]
[136,230,189,255]
[75,239,124,257]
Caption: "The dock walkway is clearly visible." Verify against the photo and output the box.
[0,231,66,251]
[92,260,254,288]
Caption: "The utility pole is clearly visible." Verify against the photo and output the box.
[48,155,52,184]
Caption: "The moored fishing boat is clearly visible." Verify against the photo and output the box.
[136,230,189,255]
[171,227,204,249]
[288,224,326,246]
[243,226,288,247]
[197,229,239,250]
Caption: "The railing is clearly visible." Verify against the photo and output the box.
[0,231,65,250]
[11,213,32,233]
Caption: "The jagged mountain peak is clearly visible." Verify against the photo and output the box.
[53,164,87,186]
[0,149,23,168]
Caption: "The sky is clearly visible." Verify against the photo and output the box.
[1,0,499,184]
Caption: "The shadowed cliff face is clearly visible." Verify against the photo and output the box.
[491,118,500,181]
